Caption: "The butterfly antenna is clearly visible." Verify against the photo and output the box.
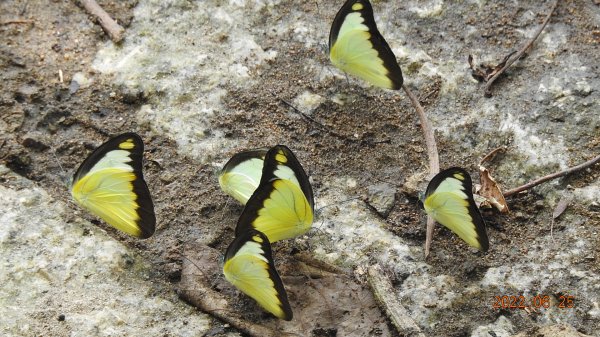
[344,73,351,87]
[50,146,70,187]
[315,196,360,217]
[216,197,233,222]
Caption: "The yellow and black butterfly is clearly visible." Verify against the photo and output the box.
[329,0,403,90]
[422,167,489,251]
[235,145,314,243]
[219,148,268,205]
[223,228,293,320]
[71,132,155,239]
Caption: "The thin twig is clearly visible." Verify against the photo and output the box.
[402,85,439,174]
[479,146,508,166]
[1,19,34,25]
[504,154,600,197]
[80,0,125,43]
[484,0,559,97]
[402,84,439,257]
[293,252,351,276]
[367,264,426,337]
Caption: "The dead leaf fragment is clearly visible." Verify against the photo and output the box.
[552,197,570,219]
[477,165,509,213]
[468,52,516,82]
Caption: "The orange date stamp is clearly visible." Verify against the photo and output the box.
[492,295,575,310]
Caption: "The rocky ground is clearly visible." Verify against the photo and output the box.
[1,1,598,336]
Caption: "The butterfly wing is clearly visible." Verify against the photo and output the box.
[423,167,489,251]
[223,229,293,321]
[235,178,313,243]
[219,148,269,205]
[329,0,403,90]
[260,145,314,211]
[71,133,155,239]
[233,145,314,242]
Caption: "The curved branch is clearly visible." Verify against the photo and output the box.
[367,264,426,337]
[484,0,559,97]
[504,154,600,197]
[80,0,125,43]
[402,84,439,257]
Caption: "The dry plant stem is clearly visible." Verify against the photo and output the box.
[1,19,34,25]
[367,265,426,337]
[480,146,508,166]
[293,252,351,275]
[402,84,439,257]
[484,0,559,97]
[180,285,298,337]
[80,0,125,43]
[504,154,600,197]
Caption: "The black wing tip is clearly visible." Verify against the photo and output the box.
[281,307,293,321]
[471,203,490,253]
[137,227,155,239]
[128,134,155,240]
[137,214,156,239]
[390,74,404,90]
[475,216,490,252]
[441,166,470,175]
[479,240,489,252]
[132,170,156,239]
[263,145,314,210]
[429,167,474,189]
[476,230,490,252]
[111,132,145,150]
[220,147,269,174]
[132,203,156,239]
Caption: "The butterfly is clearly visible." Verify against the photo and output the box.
[422,167,489,251]
[329,0,403,90]
[70,132,156,238]
[223,228,293,320]
[219,148,268,205]
[235,145,314,243]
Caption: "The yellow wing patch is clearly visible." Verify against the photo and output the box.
[118,139,135,150]
[71,133,155,239]
[236,179,313,243]
[329,0,403,89]
[223,229,293,320]
[352,2,363,10]
[423,167,489,251]
[233,145,314,243]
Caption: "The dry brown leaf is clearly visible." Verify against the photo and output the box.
[552,197,570,219]
[477,165,509,213]
[468,52,517,82]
